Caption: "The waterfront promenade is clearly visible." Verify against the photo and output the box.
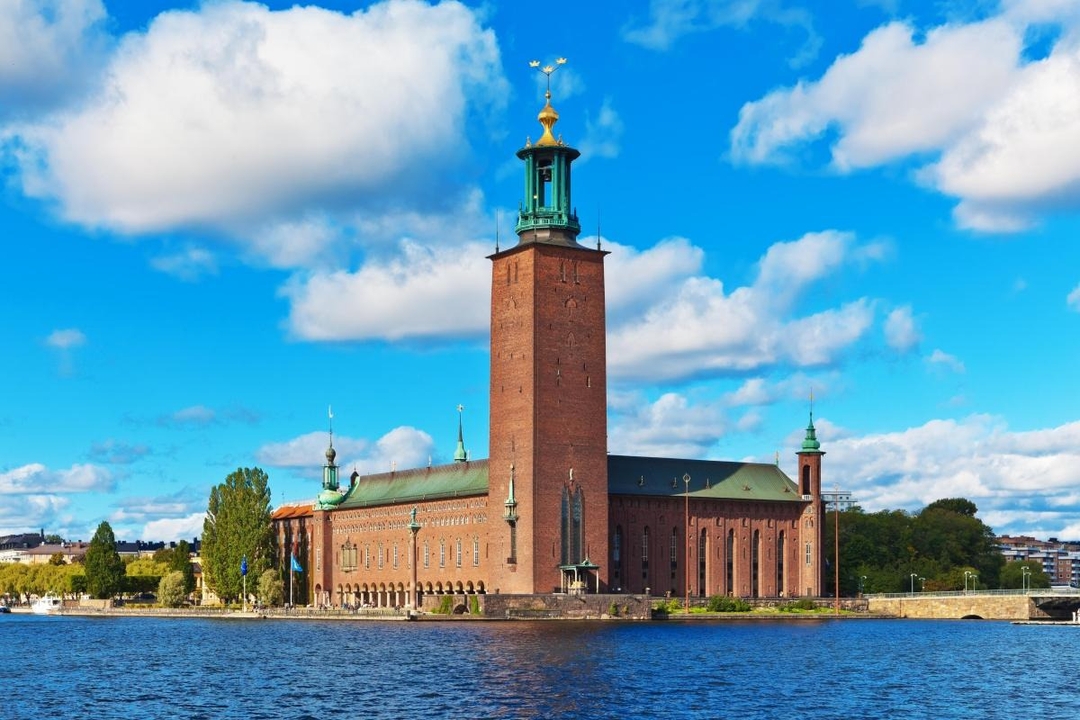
[867,587,1080,620]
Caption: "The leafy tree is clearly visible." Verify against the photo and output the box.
[170,539,197,596]
[924,498,978,516]
[1000,560,1051,589]
[258,568,284,606]
[84,522,125,599]
[158,571,189,608]
[43,534,64,544]
[48,552,66,566]
[202,467,276,604]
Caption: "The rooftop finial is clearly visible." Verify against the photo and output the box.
[528,57,567,147]
[328,404,334,447]
[454,404,468,463]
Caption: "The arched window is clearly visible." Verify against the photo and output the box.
[561,485,585,565]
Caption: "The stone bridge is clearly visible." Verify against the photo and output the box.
[867,589,1080,620]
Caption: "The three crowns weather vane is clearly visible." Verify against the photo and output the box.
[529,57,567,96]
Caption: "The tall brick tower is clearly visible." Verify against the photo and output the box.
[796,410,824,597]
[488,61,609,595]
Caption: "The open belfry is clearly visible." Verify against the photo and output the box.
[272,61,824,611]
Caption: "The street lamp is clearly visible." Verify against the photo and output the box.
[964,570,972,593]
[1022,566,1031,593]
[833,485,840,616]
[683,473,691,614]
[910,573,917,595]
[859,575,867,596]
[919,577,925,592]
[408,507,421,612]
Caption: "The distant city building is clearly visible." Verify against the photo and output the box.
[998,535,1080,587]
[272,76,827,610]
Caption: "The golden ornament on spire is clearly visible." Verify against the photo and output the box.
[529,57,567,147]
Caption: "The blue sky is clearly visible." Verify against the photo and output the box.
[3,0,1080,544]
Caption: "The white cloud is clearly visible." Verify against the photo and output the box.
[1067,283,1080,310]
[283,239,493,342]
[257,426,436,477]
[730,7,1080,231]
[150,247,218,282]
[927,348,966,373]
[809,415,1080,537]
[88,439,151,465]
[4,0,506,251]
[579,98,624,161]
[0,494,71,535]
[884,305,920,352]
[0,462,114,494]
[45,328,86,349]
[623,0,820,68]
[608,392,728,458]
[140,513,206,543]
[607,231,879,381]
[166,405,217,427]
[0,0,107,119]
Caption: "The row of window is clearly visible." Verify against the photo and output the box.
[338,538,482,571]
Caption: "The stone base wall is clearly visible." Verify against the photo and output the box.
[480,593,652,620]
[868,594,1046,620]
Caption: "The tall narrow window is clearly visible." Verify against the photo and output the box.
[440,540,446,568]
[612,525,623,589]
[456,538,463,567]
[670,527,679,583]
[751,530,760,598]
[642,526,651,585]
[805,542,812,566]
[698,529,707,598]
[392,543,399,569]
[777,532,786,596]
[801,465,811,496]
[473,537,480,566]
[560,486,585,565]
[423,541,429,569]
[726,530,735,596]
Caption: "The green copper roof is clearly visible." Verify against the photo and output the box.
[607,455,801,503]
[296,454,804,514]
[801,413,822,453]
[336,460,489,508]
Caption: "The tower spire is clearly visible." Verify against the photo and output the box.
[454,404,467,462]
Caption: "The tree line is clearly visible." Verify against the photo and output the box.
[823,497,1051,595]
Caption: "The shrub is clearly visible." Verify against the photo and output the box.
[469,595,480,615]
[705,595,752,613]
[435,595,454,615]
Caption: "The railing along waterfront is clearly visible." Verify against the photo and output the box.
[866,587,1080,599]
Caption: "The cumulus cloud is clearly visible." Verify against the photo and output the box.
[0,462,113,494]
[257,426,436,476]
[0,494,71,535]
[579,98,624,161]
[623,0,821,68]
[4,0,506,256]
[88,439,151,465]
[608,391,728,458]
[0,0,108,119]
[45,328,86,349]
[607,231,879,381]
[284,239,493,342]
[140,513,206,543]
[927,348,966,373]
[814,415,1080,537]
[1067,283,1080,310]
[150,247,218,282]
[884,306,920,352]
[731,6,1080,231]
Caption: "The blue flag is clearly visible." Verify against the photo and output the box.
[290,553,302,573]
[240,556,248,576]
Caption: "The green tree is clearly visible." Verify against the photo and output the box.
[1000,560,1051,589]
[48,552,66,566]
[202,467,276,604]
[158,571,189,608]
[43,533,64,544]
[84,521,125,599]
[258,568,284,607]
[170,539,197,596]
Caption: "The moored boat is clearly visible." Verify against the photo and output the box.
[31,593,62,615]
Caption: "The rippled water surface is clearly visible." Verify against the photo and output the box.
[3,615,1079,719]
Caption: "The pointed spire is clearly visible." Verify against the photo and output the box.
[801,392,822,453]
[529,58,567,147]
[453,404,467,462]
[503,463,518,523]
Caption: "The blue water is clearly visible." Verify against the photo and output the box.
[2,615,1079,719]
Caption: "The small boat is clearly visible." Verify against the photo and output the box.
[31,593,62,615]
[0,604,10,614]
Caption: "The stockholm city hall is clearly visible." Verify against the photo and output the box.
[272,63,825,612]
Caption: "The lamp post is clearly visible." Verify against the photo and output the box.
[683,473,691,614]
[919,577,925,592]
[408,507,421,612]
[910,573,917,595]
[859,575,867,596]
[833,486,840,616]
[1022,566,1031,593]
[964,570,972,593]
